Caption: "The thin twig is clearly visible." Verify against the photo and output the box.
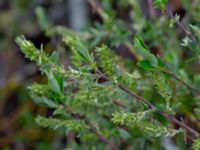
[66,105,119,150]
[165,8,198,43]
[112,99,127,109]
[90,128,119,150]
[87,0,105,19]
[165,9,191,36]
[163,69,200,96]
[148,0,156,17]
[96,69,200,137]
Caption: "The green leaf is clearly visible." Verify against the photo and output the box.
[35,6,51,31]
[137,60,155,70]
[169,14,180,28]
[190,24,200,41]
[118,128,131,140]
[156,56,166,67]
[134,35,158,67]
[53,107,69,116]
[153,0,168,9]
[192,137,200,150]
[50,51,59,64]
[30,94,58,108]
[182,37,200,52]
[134,35,149,50]
[46,71,62,94]
[76,47,91,61]
[15,35,26,46]
[61,28,91,62]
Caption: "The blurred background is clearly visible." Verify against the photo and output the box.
[0,0,199,149]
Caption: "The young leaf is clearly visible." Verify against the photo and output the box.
[137,60,155,70]
[156,56,166,67]
[134,35,158,67]
[190,24,200,41]
[30,93,58,108]
[46,71,62,94]
[153,0,168,9]
[169,14,180,28]
[192,138,200,150]
[61,28,91,62]
[182,37,200,52]
[35,6,51,31]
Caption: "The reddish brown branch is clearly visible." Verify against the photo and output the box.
[91,128,119,150]
[66,105,119,150]
[163,69,200,96]
[96,69,200,138]
[87,0,105,19]
[112,99,127,109]
[164,8,198,43]
[148,0,156,17]
[165,9,191,36]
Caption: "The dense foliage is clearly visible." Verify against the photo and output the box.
[13,0,200,149]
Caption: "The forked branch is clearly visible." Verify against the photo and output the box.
[96,69,200,138]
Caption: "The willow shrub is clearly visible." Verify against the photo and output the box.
[16,0,200,149]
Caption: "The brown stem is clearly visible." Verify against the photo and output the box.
[66,105,119,150]
[162,113,199,137]
[96,69,200,137]
[87,0,105,19]
[163,69,200,96]
[91,128,119,150]
[84,118,119,150]
[165,9,191,36]
[112,99,127,109]
[148,0,156,17]
[165,8,198,43]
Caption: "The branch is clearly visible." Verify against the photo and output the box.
[148,0,156,17]
[164,8,197,42]
[66,105,119,150]
[165,9,191,36]
[112,99,127,109]
[163,69,200,96]
[96,69,200,138]
[87,0,105,19]
[90,128,119,150]
[87,0,200,96]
